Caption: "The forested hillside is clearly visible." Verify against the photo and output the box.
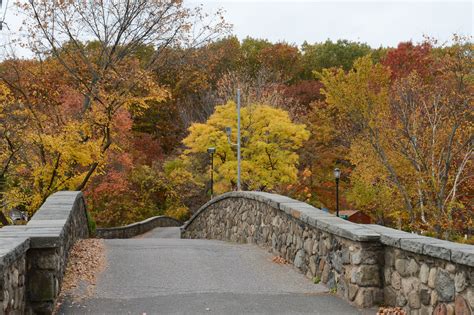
[0,1,471,242]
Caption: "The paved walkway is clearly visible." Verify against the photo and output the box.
[59,227,363,315]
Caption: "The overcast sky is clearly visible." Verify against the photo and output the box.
[194,0,472,47]
[0,0,472,56]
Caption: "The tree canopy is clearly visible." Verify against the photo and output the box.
[182,101,310,193]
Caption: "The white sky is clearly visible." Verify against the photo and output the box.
[194,0,473,47]
[0,0,472,57]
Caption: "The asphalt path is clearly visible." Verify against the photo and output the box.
[135,226,182,239]
[59,227,363,315]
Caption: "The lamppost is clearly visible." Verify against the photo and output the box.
[207,147,216,199]
[334,168,341,217]
[225,89,242,191]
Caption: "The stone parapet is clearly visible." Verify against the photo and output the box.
[365,224,473,314]
[366,224,474,266]
[182,191,474,313]
[184,191,380,242]
[96,216,182,239]
[0,238,29,313]
[0,191,89,314]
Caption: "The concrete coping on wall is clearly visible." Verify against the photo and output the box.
[0,237,30,268]
[365,224,474,267]
[0,191,85,250]
[183,191,474,266]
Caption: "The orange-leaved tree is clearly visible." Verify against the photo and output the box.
[317,36,473,238]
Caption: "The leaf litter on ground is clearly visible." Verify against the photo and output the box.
[54,239,106,313]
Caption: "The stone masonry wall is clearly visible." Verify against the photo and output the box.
[0,191,89,314]
[96,216,182,239]
[383,247,473,315]
[0,238,29,314]
[2,254,26,314]
[182,191,474,313]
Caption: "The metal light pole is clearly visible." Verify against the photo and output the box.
[207,147,216,199]
[236,89,241,191]
[334,168,341,217]
[225,89,242,191]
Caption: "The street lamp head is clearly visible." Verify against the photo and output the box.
[225,126,232,136]
[207,147,216,154]
[334,168,341,179]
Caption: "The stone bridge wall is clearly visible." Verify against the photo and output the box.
[182,191,473,314]
[0,191,89,314]
[96,216,181,239]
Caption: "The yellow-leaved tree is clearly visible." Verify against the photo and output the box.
[0,58,168,215]
[182,101,310,193]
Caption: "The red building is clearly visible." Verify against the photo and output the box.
[339,210,372,224]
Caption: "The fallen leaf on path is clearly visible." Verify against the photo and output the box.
[272,255,288,264]
[377,307,407,315]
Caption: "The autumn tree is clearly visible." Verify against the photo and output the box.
[0,55,164,213]
[88,159,200,227]
[0,83,25,224]
[0,60,94,210]
[280,80,324,117]
[0,84,19,193]
[216,70,289,109]
[318,36,473,237]
[287,57,389,214]
[131,99,184,155]
[182,101,309,193]
[384,37,473,235]
[157,38,311,127]
[382,41,433,80]
[258,43,302,83]
[239,37,273,79]
[153,37,242,126]
[0,1,229,215]
[18,0,228,188]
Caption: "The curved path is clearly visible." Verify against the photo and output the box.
[59,227,363,314]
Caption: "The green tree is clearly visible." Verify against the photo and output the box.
[301,39,372,78]
[240,37,273,78]
[182,101,310,193]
